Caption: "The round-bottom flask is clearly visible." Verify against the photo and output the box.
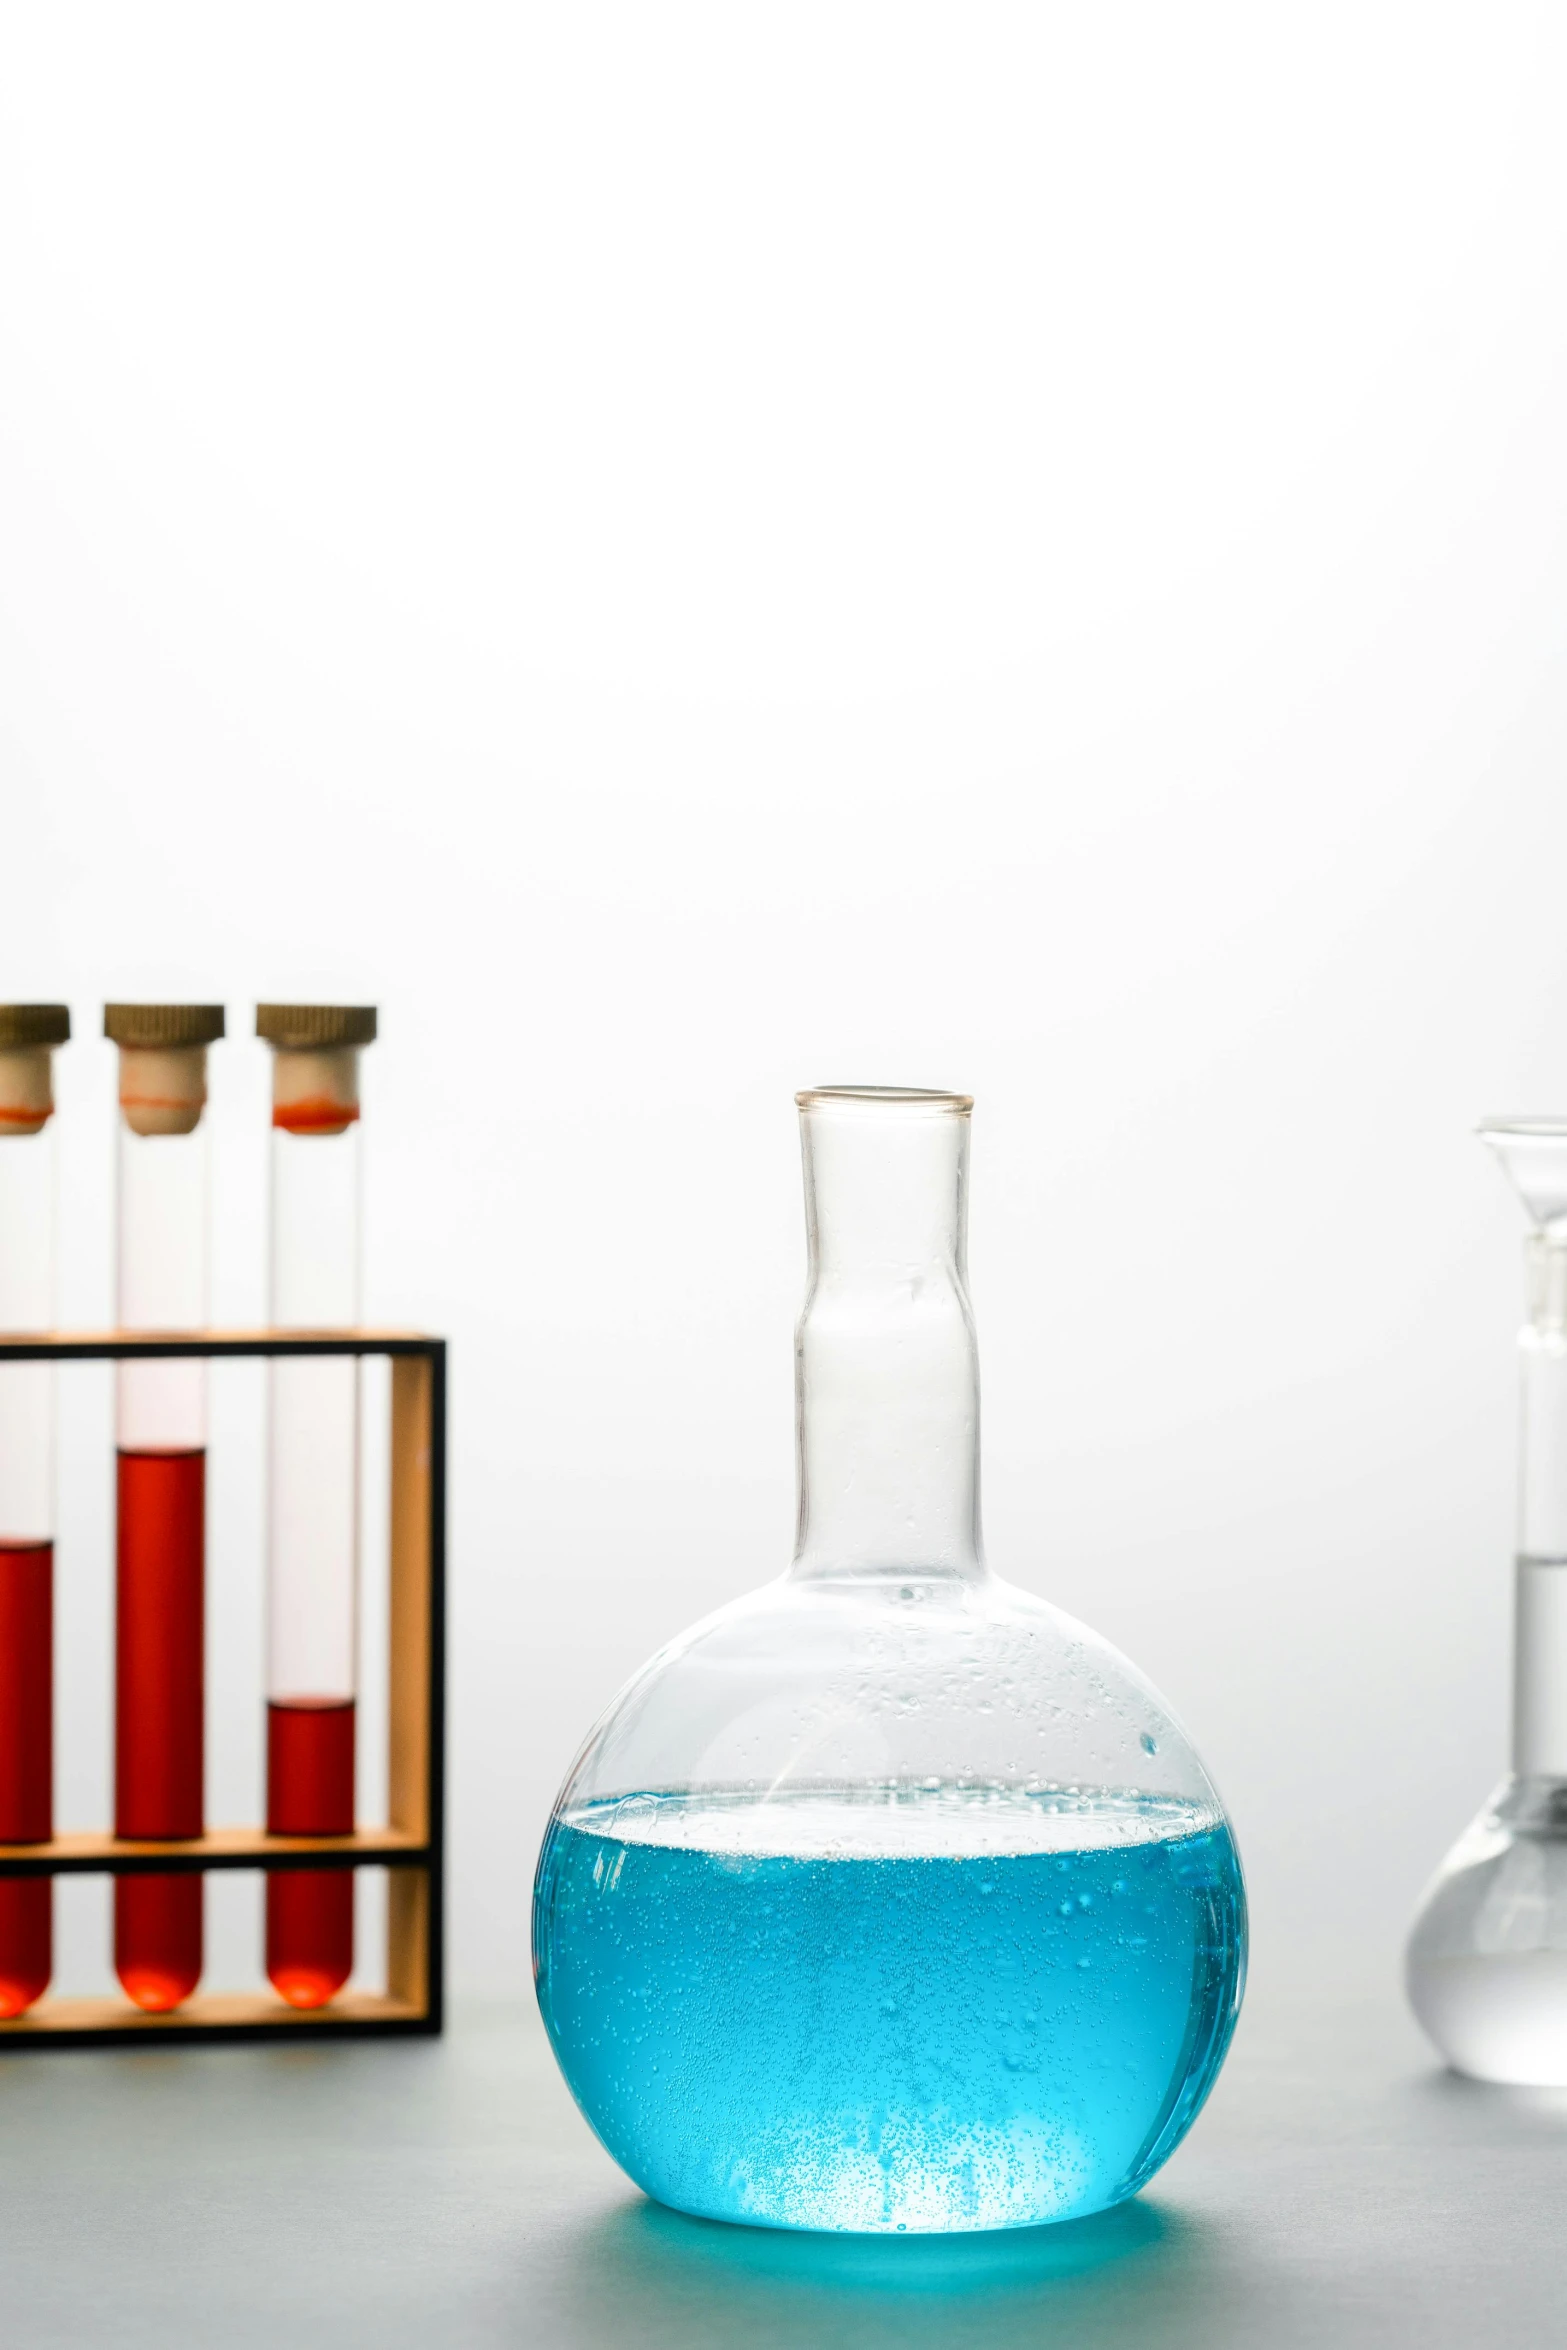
[535,1088,1245,2234]
[1408,1778,1567,2084]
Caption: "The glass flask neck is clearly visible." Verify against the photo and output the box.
[789,1090,985,1585]
[1519,1235,1567,1562]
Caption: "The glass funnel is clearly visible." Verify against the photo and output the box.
[534,1087,1246,2234]
[1407,1120,1567,2083]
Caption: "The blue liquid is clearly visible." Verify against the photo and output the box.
[534,1786,1245,2234]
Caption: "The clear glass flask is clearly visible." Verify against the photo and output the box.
[0,1006,70,2017]
[258,1004,376,2009]
[535,1087,1246,2235]
[107,1003,225,2012]
[1408,1120,1567,2083]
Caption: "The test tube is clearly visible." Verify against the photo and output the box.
[0,1007,70,2017]
[258,1004,376,2008]
[107,1003,224,2011]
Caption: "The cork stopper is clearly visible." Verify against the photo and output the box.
[257,1006,376,1138]
[255,1006,376,1050]
[104,1004,225,1050]
[104,1007,223,1139]
[116,1048,209,1138]
[0,1008,69,1139]
[0,1005,71,1051]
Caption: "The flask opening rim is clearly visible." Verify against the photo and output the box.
[796,1086,972,1115]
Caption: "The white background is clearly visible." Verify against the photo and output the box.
[3,2,1567,1999]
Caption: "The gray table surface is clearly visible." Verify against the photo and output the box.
[0,1986,1562,2348]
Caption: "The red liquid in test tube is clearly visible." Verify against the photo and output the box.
[0,1539,52,2017]
[114,1447,205,2010]
[266,1697,355,2008]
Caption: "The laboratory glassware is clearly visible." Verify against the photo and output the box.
[534,1087,1246,2235]
[258,1004,376,2008]
[1408,1120,1567,2083]
[107,1003,224,2011]
[0,1006,70,2016]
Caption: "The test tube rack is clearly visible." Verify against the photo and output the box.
[0,1329,445,2048]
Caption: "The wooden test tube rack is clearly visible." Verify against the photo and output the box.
[0,1330,446,2047]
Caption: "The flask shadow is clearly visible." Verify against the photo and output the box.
[1410,2061,1567,2126]
[538,2190,1223,2350]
